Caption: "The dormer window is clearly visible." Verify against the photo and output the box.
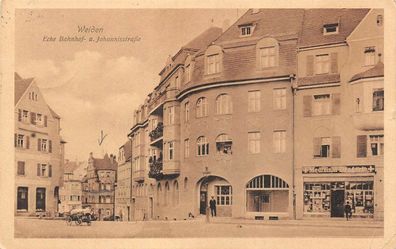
[205,45,223,75]
[323,23,339,35]
[239,24,254,37]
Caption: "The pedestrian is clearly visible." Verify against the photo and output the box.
[344,201,352,221]
[209,196,216,217]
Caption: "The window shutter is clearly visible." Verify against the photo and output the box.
[37,164,41,176]
[332,136,341,158]
[332,93,341,115]
[313,137,321,157]
[330,53,338,73]
[357,135,367,158]
[49,165,52,177]
[38,138,41,151]
[18,109,22,121]
[306,55,314,76]
[303,96,312,117]
[14,133,17,147]
[26,136,30,149]
[31,112,36,125]
[49,140,52,153]
[44,115,48,127]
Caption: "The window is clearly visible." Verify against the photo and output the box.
[168,106,175,125]
[216,134,232,155]
[216,185,232,205]
[22,110,28,122]
[312,94,331,116]
[273,88,286,110]
[169,142,174,160]
[259,47,276,68]
[17,187,28,210]
[36,113,43,126]
[315,54,330,74]
[196,97,208,117]
[197,136,209,156]
[206,54,220,74]
[323,23,339,34]
[105,184,111,191]
[185,64,191,83]
[364,47,376,66]
[240,25,253,37]
[36,188,46,211]
[377,15,383,26]
[372,89,384,111]
[41,139,48,152]
[216,94,232,114]
[248,90,261,112]
[17,161,25,176]
[185,102,190,122]
[369,135,384,156]
[314,137,331,158]
[184,139,189,158]
[248,132,260,154]
[17,134,24,148]
[273,130,286,153]
[41,164,47,176]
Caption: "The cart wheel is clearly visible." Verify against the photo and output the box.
[75,218,82,225]
[66,216,72,226]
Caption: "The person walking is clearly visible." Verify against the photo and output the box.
[209,196,217,217]
[344,201,352,221]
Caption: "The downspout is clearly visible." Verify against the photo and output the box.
[291,73,297,220]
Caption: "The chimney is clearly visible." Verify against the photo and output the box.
[89,152,93,159]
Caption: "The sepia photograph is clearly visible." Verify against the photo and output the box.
[1,1,396,248]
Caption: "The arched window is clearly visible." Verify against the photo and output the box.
[205,45,223,75]
[216,94,232,114]
[256,38,279,69]
[164,181,170,206]
[197,136,209,156]
[184,55,193,83]
[196,97,208,118]
[173,181,179,206]
[216,134,232,155]
[156,183,162,206]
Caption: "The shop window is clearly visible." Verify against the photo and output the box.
[315,54,330,74]
[216,94,232,114]
[216,134,232,155]
[372,88,384,111]
[248,90,261,112]
[312,94,331,116]
[273,130,286,153]
[197,136,209,156]
[273,88,286,110]
[248,132,260,154]
[323,23,339,35]
[196,97,208,118]
[17,187,28,211]
[364,47,376,66]
[36,188,46,211]
[215,185,232,205]
[369,135,384,156]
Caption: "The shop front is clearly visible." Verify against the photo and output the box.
[302,165,376,218]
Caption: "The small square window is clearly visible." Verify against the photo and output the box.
[323,23,339,35]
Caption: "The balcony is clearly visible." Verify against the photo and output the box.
[148,159,163,180]
[133,169,145,182]
[149,122,164,146]
[352,111,384,131]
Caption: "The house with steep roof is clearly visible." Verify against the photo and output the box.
[14,73,65,216]
[81,152,118,219]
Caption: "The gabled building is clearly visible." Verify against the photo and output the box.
[59,160,84,214]
[81,153,117,220]
[15,73,65,216]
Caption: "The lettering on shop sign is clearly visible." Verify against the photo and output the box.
[302,165,376,174]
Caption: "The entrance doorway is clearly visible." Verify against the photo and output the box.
[331,190,345,217]
[17,187,28,210]
[36,188,46,211]
[199,191,207,214]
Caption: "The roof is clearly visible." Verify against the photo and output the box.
[183,27,223,50]
[123,140,132,161]
[48,106,61,119]
[15,73,34,105]
[64,161,81,174]
[350,62,384,82]
[299,8,369,48]
[93,153,118,171]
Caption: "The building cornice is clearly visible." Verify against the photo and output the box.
[297,82,341,90]
[298,42,347,51]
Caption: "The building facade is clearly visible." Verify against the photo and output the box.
[14,73,65,216]
[127,8,384,221]
[59,161,84,214]
[115,140,132,221]
[81,153,117,220]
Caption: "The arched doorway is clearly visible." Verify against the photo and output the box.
[246,175,289,214]
[197,175,232,217]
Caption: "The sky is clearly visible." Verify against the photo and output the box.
[15,9,245,161]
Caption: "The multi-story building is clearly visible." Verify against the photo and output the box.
[115,140,132,221]
[14,73,65,216]
[126,8,383,221]
[295,9,384,220]
[81,153,117,220]
[59,160,84,214]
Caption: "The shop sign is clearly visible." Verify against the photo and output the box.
[302,165,376,174]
